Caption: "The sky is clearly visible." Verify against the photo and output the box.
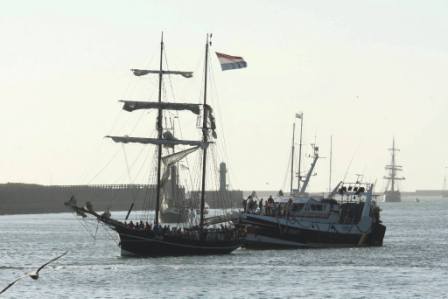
[1,0,448,192]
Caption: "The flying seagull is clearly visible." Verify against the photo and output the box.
[0,251,68,295]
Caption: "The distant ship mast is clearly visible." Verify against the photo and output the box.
[384,138,405,193]
[443,166,448,197]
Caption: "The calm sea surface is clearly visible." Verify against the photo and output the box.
[1,197,447,298]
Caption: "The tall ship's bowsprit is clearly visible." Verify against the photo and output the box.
[66,33,240,257]
[383,138,405,202]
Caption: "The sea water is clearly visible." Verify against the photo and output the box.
[1,197,447,298]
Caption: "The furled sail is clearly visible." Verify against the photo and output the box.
[106,136,209,147]
[120,101,201,115]
[131,69,193,78]
[120,101,218,138]
[204,105,217,138]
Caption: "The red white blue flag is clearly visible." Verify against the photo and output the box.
[215,52,247,71]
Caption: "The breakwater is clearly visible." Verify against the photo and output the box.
[0,183,243,215]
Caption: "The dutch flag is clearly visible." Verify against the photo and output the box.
[215,52,247,71]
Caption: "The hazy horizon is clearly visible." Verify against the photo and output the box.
[2,0,448,192]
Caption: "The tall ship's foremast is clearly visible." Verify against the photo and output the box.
[384,138,405,202]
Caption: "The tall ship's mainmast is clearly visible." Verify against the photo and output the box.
[384,138,405,202]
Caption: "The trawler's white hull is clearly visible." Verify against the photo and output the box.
[239,214,386,249]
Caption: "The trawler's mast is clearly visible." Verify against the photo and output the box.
[154,33,164,225]
[199,34,211,229]
[290,122,296,194]
[297,113,303,191]
[329,135,333,193]
[299,144,319,194]
[290,113,303,194]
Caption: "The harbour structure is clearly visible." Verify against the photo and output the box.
[0,177,243,216]
[384,138,405,202]
[190,162,243,209]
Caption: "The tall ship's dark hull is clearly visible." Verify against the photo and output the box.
[384,190,401,202]
[114,226,240,257]
[240,214,385,249]
[65,199,241,257]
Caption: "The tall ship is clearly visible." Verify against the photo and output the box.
[236,116,386,249]
[383,138,405,202]
[66,33,240,257]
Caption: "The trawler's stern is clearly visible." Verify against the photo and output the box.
[366,222,386,246]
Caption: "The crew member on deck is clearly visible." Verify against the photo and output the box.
[267,195,274,216]
[247,195,254,213]
[242,198,247,213]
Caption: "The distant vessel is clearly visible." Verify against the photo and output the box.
[442,167,448,198]
[159,165,188,223]
[383,138,405,202]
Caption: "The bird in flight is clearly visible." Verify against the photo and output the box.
[0,251,68,295]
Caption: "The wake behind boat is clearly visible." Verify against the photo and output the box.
[66,34,240,257]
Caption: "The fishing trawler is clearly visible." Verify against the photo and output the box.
[235,117,386,249]
[383,138,405,202]
[66,34,240,257]
[238,181,385,249]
